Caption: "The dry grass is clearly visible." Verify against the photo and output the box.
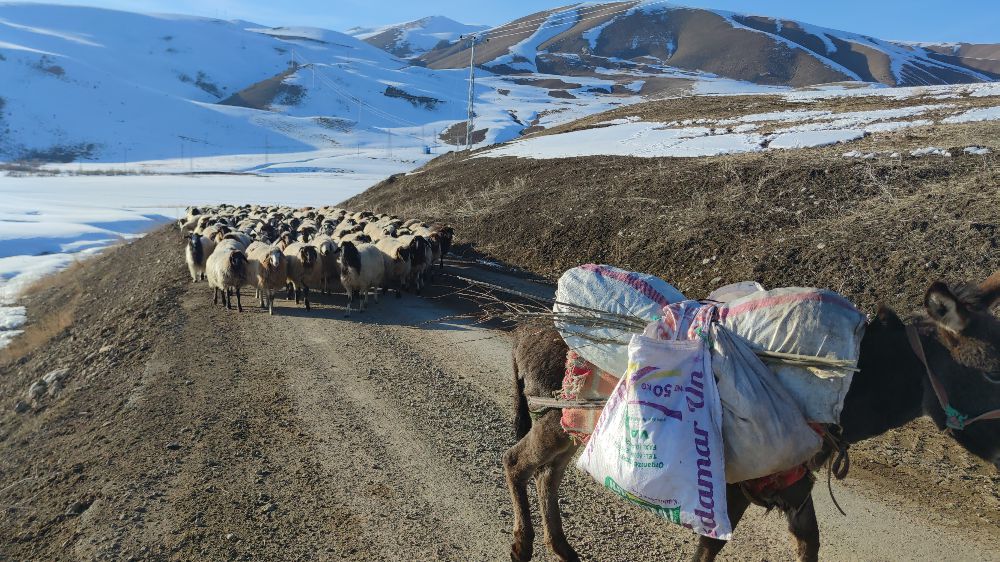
[0,258,88,364]
[0,294,78,364]
[19,257,86,297]
[410,176,527,219]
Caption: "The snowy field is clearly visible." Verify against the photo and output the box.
[480,83,1000,160]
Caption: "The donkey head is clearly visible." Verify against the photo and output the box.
[920,271,1000,469]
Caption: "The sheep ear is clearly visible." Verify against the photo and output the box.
[925,282,969,333]
[980,270,1000,309]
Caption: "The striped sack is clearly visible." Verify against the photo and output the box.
[559,351,619,442]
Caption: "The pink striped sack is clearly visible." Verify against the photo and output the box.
[559,351,619,442]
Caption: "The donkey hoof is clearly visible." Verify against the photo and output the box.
[510,542,533,562]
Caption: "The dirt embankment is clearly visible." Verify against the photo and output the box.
[347,119,1000,316]
[0,224,998,561]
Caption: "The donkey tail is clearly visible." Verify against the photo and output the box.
[513,359,532,440]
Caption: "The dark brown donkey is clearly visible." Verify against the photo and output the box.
[503,273,1000,562]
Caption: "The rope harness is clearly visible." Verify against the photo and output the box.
[905,324,1000,431]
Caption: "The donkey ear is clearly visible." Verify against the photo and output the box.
[874,305,904,329]
[925,282,970,333]
[980,270,1000,309]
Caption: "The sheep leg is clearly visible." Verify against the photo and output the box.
[344,290,353,317]
[267,290,274,316]
[294,285,301,305]
[235,288,243,313]
[225,287,232,310]
[213,287,219,305]
[286,283,294,301]
[372,286,379,304]
[304,285,310,311]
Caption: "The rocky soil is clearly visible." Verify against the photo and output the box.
[0,225,997,561]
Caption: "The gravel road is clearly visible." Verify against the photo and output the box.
[1,227,997,561]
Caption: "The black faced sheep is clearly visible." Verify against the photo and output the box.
[185,233,216,282]
[339,241,385,316]
[206,248,248,311]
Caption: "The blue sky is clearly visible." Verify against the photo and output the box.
[30,1,1000,42]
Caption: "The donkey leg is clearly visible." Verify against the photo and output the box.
[535,443,581,562]
[691,484,752,562]
[784,484,820,562]
[503,411,573,562]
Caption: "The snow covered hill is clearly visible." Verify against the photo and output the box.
[347,16,487,59]
[419,2,998,88]
[0,4,481,163]
[0,4,662,166]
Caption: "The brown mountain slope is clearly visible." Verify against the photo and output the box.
[922,43,1000,77]
[417,2,995,87]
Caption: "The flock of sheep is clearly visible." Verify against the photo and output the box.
[178,205,455,316]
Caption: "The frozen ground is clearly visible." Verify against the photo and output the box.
[479,84,1000,160]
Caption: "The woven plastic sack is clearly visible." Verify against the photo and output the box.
[641,303,822,482]
[559,352,619,442]
[710,325,822,482]
[577,327,731,539]
[718,288,867,423]
[555,264,684,377]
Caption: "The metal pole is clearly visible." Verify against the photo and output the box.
[465,35,477,150]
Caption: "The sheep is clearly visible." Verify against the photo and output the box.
[283,242,323,311]
[398,234,432,295]
[311,235,343,295]
[340,231,372,245]
[223,231,252,251]
[214,238,246,255]
[430,224,455,268]
[247,244,287,315]
[375,237,412,298]
[206,247,248,312]
[339,241,385,316]
[185,233,217,282]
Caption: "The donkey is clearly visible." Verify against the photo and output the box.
[504,273,1000,562]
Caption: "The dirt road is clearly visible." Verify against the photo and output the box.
[1,227,998,561]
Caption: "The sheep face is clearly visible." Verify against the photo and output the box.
[268,250,283,270]
[299,246,318,269]
[229,250,248,275]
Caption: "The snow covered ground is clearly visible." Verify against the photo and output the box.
[479,88,1000,160]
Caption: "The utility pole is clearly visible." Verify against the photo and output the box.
[464,34,478,151]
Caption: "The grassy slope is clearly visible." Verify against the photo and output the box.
[345,96,1000,314]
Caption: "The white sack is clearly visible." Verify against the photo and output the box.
[711,325,823,482]
[718,288,867,423]
[555,264,684,377]
[577,332,731,539]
